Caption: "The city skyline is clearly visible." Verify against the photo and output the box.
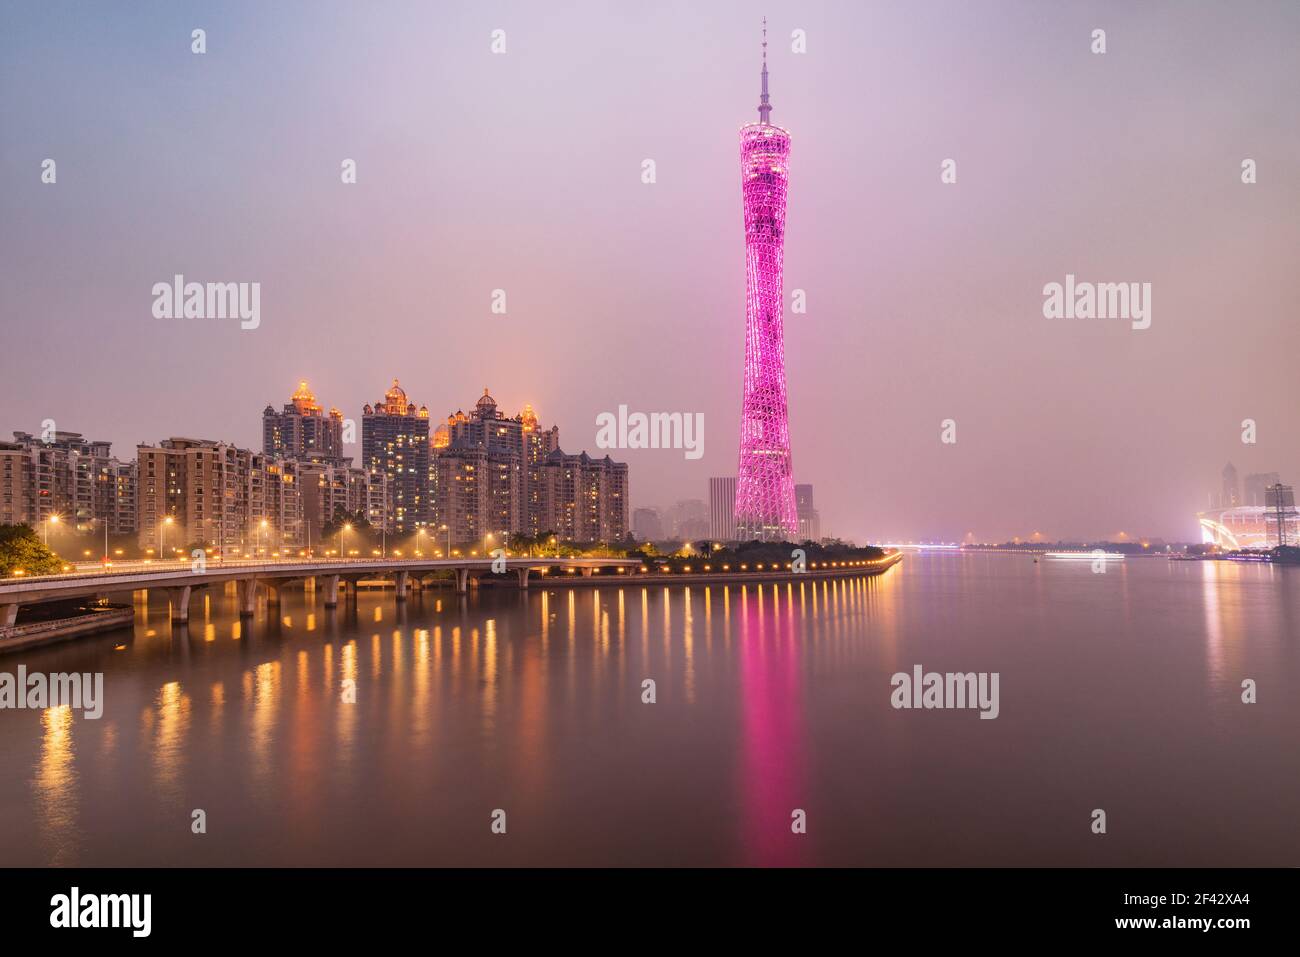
[3,1,1299,543]
[2,376,1292,546]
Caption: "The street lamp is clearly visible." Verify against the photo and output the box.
[43,513,60,546]
[440,524,449,560]
[416,528,426,557]
[340,522,351,560]
[160,515,174,560]
[259,519,268,557]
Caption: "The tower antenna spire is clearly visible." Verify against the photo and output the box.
[758,17,772,124]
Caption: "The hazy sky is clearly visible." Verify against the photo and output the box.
[2,1,1298,543]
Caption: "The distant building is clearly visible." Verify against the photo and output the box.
[263,380,346,464]
[632,507,664,542]
[709,477,736,541]
[1198,488,1297,550]
[1222,462,1240,507]
[136,437,302,554]
[1243,472,1281,507]
[361,379,430,534]
[795,483,821,541]
[0,430,136,535]
[670,498,708,541]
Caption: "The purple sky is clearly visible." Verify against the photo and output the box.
[2,1,1298,543]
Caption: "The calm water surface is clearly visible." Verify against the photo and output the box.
[1,553,1297,866]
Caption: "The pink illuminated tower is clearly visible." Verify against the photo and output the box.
[734,20,797,541]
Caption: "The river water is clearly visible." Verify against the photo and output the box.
[1,553,1296,866]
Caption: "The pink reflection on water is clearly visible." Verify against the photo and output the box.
[737,584,809,865]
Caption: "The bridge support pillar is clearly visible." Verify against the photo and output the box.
[321,575,340,608]
[237,579,258,617]
[454,568,470,595]
[580,567,595,577]
[394,571,409,602]
[266,583,281,606]
[169,585,193,623]
[0,603,18,628]
[516,567,530,591]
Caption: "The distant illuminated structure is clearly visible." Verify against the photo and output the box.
[734,19,797,541]
[361,378,430,533]
[262,380,346,465]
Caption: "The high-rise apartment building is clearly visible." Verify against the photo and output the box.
[263,380,346,464]
[293,459,384,550]
[709,477,737,541]
[0,431,137,535]
[535,450,628,543]
[136,437,303,554]
[431,390,561,546]
[361,379,430,534]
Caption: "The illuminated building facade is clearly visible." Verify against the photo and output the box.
[432,390,560,547]
[361,378,430,533]
[0,431,136,534]
[1198,502,1297,549]
[535,450,628,543]
[136,437,303,554]
[262,380,346,464]
[293,460,384,550]
[734,23,798,541]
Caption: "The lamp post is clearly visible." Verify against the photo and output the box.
[416,528,425,557]
[259,519,268,558]
[340,522,351,560]
[160,515,173,561]
[440,524,450,560]
[43,513,60,546]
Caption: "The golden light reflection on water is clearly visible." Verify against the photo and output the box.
[641,590,649,658]
[617,589,626,676]
[150,680,192,806]
[34,705,78,865]
[250,660,282,787]
[413,628,431,740]
[1198,561,1249,697]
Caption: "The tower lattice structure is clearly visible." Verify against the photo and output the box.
[734,21,797,541]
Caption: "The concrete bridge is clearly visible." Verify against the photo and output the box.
[0,557,633,626]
